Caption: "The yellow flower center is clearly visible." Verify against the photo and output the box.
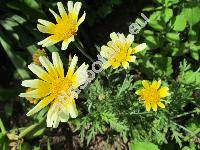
[49,77,73,98]
[111,43,130,63]
[50,15,77,41]
[141,88,160,103]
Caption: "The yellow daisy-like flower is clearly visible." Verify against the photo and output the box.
[37,1,86,50]
[19,52,88,128]
[135,80,169,112]
[100,32,147,69]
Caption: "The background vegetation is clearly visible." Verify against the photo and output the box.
[0,0,199,149]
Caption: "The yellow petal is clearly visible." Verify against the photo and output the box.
[142,80,149,88]
[159,87,169,98]
[129,56,136,62]
[134,43,147,53]
[37,19,55,28]
[28,64,52,82]
[73,2,82,17]
[26,95,55,116]
[61,36,74,50]
[67,1,74,12]
[37,24,49,33]
[49,8,62,23]
[135,89,142,95]
[122,61,129,69]
[145,102,151,111]
[66,99,78,118]
[39,56,58,77]
[158,102,165,108]
[52,52,64,78]
[126,34,134,47]
[151,80,161,90]
[152,103,158,111]
[66,55,78,78]
[21,79,46,88]
[77,11,86,26]
[57,2,67,19]
[110,32,118,40]
[73,63,89,87]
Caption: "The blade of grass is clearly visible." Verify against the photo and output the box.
[0,31,30,79]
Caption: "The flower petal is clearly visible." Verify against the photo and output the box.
[73,2,82,17]
[52,52,64,78]
[110,32,118,40]
[21,79,46,88]
[28,63,52,81]
[122,61,129,69]
[66,55,78,78]
[133,43,147,53]
[152,103,158,111]
[26,95,54,116]
[151,80,161,90]
[73,63,89,87]
[145,102,151,111]
[142,80,149,88]
[39,56,58,77]
[67,1,74,12]
[159,87,169,98]
[61,36,74,50]
[158,102,165,108]
[57,2,67,19]
[77,11,86,26]
[67,99,78,118]
[49,8,62,23]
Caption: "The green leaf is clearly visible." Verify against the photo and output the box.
[130,142,159,150]
[182,3,200,26]
[164,0,179,7]
[0,32,30,79]
[162,8,173,23]
[149,20,165,31]
[145,35,160,49]
[166,32,180,42]
[173,14,187,31]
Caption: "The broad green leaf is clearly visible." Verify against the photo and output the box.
[143,30,154,36]
[182,3,200,26]
[173,14,187,31]
[165,0,179,7]
[166,32,180,42]
[130,142,159,150]
[145,35,160,49]
[191,51,199,61]
[162,8,173,23]
[149,20,165,31]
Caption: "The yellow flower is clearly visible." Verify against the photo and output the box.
[37,1,86,50]
[19,52,88,128]
[135,80,169,112]
[100,32,147,69]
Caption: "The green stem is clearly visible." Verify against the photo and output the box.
[130,111,153,115]
[18,118,45,139]
[171,110,196,119]
[0,118,6,134]
[172,122,196,136]
[73,41,94,63]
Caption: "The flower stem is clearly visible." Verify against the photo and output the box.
[18,118,45,139]
[0,118,6,134]
[171,110,196,119]
[73,40,94,63]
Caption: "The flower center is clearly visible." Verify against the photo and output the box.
[112,45,129,63]
[50,77,73,98]
[52,15,77,41]
[141,88,160,103]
